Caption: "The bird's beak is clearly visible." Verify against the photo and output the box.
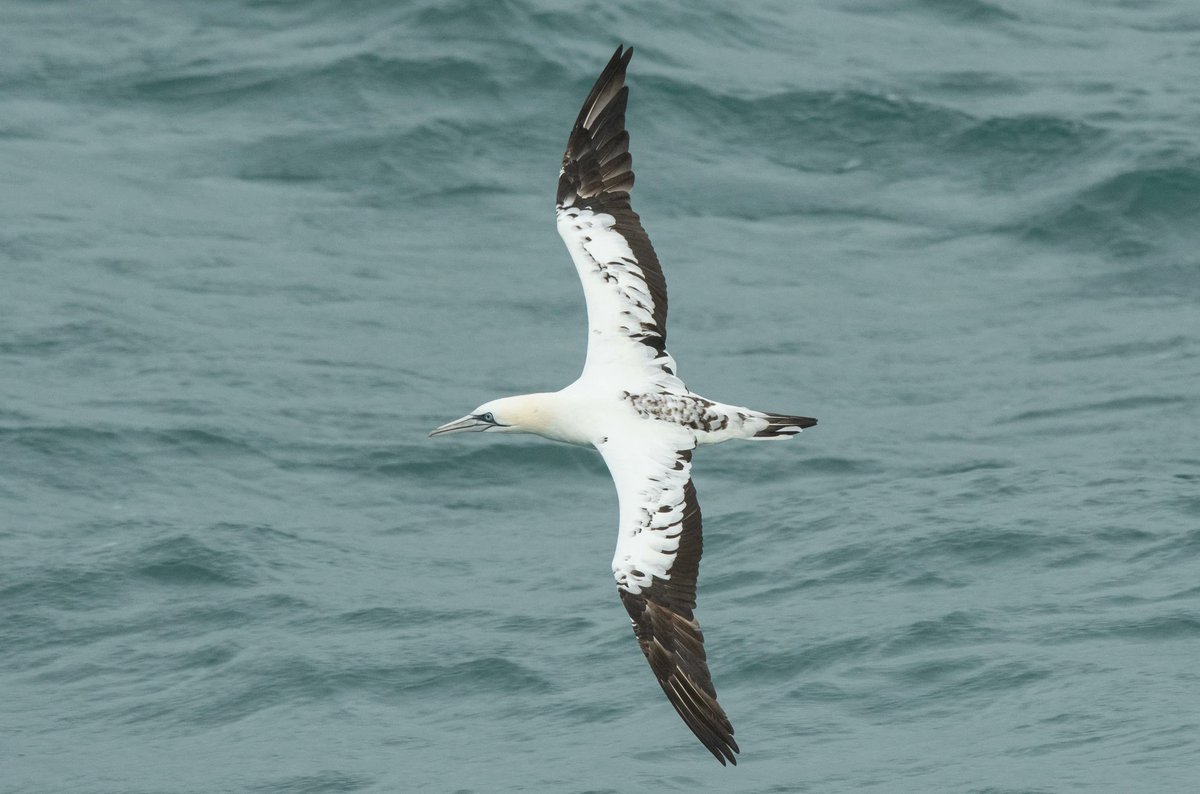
[429,414,490,437]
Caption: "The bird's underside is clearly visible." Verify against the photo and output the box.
[554,46,814,766]
[433,44,815,767]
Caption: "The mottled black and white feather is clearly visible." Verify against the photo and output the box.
[597,430,740,765]
[557,46,681,391]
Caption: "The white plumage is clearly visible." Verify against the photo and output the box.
[431,46,816,765]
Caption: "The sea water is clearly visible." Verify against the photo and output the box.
[3,1,1199,791]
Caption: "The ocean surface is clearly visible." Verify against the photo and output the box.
[3,1,1199,791]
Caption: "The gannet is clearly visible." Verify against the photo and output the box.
[430,45,816,766]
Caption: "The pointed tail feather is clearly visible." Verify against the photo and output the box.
[752,412,817,439]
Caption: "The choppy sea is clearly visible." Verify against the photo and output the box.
[3,1,1199,791]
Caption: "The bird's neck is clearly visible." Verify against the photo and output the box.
[503,391,595,447]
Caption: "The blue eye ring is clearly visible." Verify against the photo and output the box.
[481,412,495,423]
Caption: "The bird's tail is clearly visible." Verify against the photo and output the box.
[751,412,818,439]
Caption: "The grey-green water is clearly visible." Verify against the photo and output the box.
[3,1,1199,791]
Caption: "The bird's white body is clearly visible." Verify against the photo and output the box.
[480,386,789,448]
[430,47,815,766]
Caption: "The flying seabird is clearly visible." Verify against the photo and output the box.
[430,45,816,766]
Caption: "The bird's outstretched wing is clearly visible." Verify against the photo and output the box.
[596,429,739,765]
[556,46,683,390]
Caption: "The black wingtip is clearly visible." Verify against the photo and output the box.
[705,734,740,766]
[566,45,633,141]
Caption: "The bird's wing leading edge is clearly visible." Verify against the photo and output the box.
[556,46,682,389]
[596,430,739,766]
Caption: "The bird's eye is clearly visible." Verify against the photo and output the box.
[481,412,495,423]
